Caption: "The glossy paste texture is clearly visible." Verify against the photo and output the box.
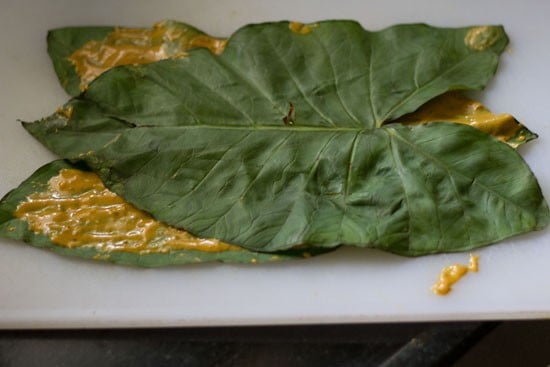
[465,26,503,51]
[15,169,237,254]
[396,92,525,146]
[431,254,480,295]
[288,21,318,35]
[68,20,227,90]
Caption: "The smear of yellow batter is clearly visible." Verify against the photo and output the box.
[289,21,318,35]
[465,26,503,51]
[68,20,227,91]
[395,92,525,146]
[15,168,238,254]
[431,254,479,295]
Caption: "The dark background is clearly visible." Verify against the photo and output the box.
[1,320,549,366]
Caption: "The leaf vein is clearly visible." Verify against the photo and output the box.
[312,31,363,126]
[264,34,337,126]
[380,54,478,123]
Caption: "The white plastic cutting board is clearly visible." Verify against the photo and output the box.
[1,0,549,328]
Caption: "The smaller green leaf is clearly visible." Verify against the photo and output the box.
[0,160,330,267]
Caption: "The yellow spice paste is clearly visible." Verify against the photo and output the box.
[396,92,524,146]
[431,254,479,295]
[465,26,502,51]
[289,21,319,35]
[68,20,227,90]
[15,169,238,254]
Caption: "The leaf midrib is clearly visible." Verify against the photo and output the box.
[114,123,366,133]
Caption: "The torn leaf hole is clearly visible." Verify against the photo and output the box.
[283,102,295,125]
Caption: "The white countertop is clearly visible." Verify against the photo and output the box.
[1,0,549,328]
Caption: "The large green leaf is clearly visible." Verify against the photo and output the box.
[24,21,549,255]
[0,160,329,266]
[48,21,535,148]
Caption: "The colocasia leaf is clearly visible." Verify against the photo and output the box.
[0,160,329,266]
[19,21,550,256]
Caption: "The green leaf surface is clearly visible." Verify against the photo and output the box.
[25,21,549,255]
[0,160,329,266]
